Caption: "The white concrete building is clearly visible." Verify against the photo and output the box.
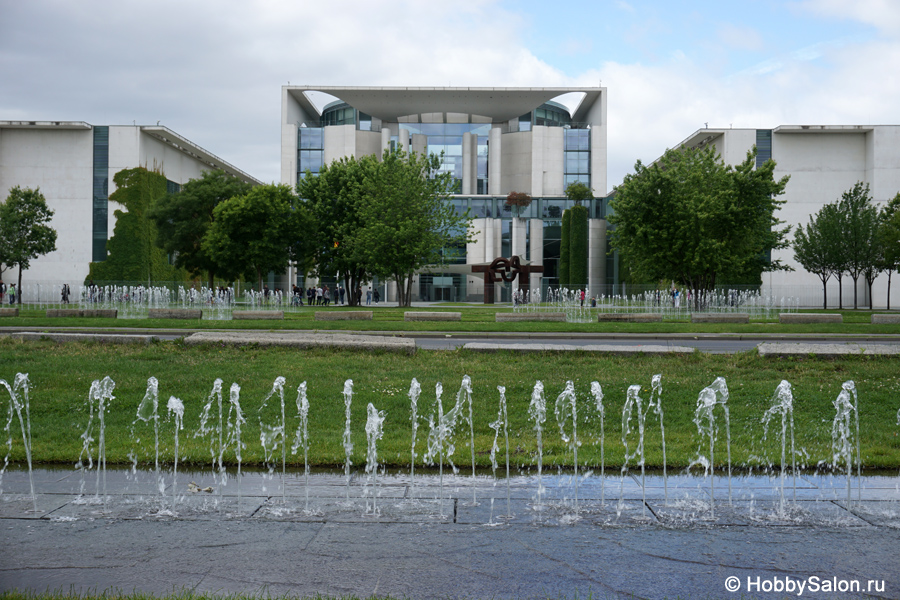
[281,86,608,302]
[668,125,900,307]
[0,121,260,288]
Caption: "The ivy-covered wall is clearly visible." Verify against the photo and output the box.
[87,167,188,283]
[568,204,589,287]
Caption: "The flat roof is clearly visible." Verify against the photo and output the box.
[140,126,262,185]
[0,120,92,130]
[285,86,604,123]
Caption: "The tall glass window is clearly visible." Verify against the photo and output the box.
[564,128,591,190]
[400,123,491,194]
[756,130,772,168]
[92,126,109,262]
[298,127,324,180]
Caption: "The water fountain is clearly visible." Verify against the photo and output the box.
[693,376,732,514]
[457,375,478,506]
[364,403,386,515]
[424,381,465,517]
[762,380,797,511]
[589,381,605,505]
[621,384,647,519]
[134,376,163,499]
[1,373,37,512]
[408,378,420,499]
[342,379,353,502]
[77,376,115,505]
[555,380,580,512]
[528,381,546,515]
[647,374,667,504]
[290,381,310,512]
[258,376,287,503]
[489,386,511,520]
[167,395,185,508]
[831,381,859,508]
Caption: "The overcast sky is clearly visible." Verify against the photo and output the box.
[2,0,898,192]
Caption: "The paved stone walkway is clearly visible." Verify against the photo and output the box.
[2,468,898,599]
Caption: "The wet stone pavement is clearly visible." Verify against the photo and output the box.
[1,467,899,599]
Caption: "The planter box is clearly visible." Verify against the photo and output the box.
[597,313,662,323]
[404,311,462,322]
[148,308,202,319]
[779,313,842,324]
[496,312,566,322]
[315,311,373,321]
[232,310,284,320]
[0,308,19,317]
[872,314,900,324]
[46,309,118,318]
[691,313,749,324]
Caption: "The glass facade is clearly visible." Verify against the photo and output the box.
[298,127,324,180]
[400,123,490,194]
[534,101,570,127]
[564,128,591,189]
[321,102,356,127]
[756,129,772,167]
[92,126,109,262]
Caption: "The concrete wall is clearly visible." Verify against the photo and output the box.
[531,126,565,197]
[500,131,532,194]
[0,127,94,283]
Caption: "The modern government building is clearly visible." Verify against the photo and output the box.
[2,86,900,307]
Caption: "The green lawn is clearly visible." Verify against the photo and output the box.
[1,337,898,471]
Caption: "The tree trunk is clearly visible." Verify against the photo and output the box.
[851,275,859,310]
[838,276,843,310]
[821,275,828,310]
[888,271,893,311]
[17,267,23,305]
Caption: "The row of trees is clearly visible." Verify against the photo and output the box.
[793,183,900,309]
[132,149,471,306]
[0,186,58,303]
[608,146,791,306]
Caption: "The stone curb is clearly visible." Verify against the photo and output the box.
[184,331,414,354]
[872,314,900,324]
[779,313,843,324]
[46,309,118,318]
[691,313,750,324]
[758,342,900,356]
[496,312,566,322]
[463,342,695,355]
[404,311,462,322]
[5,332,158,344]
[0,308,19,317]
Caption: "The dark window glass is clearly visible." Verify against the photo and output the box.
[92,126,109,262]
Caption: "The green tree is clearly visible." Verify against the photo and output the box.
[567,204,589,287]
[88,167,184,283]
[356,149,471,307]
[202,184,311,291]
[504,191,532,218]
[296,154,375,307]
[559,209,571,288]
[609,146,790,307]
[837,182,881,310]
[149,170,253,288]
[564,181,593,205]
[877,193,900,309]
[0,186,57,303]
[793,202,842,309]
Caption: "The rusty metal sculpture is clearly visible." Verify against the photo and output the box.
[472,256,543,304]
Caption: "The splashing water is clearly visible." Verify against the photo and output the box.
[364,403,386,515]
[424,381,466,517]
[529,381,547,515]
[590,381,605,506]
[167,395,185,508]
[762,380,797,512]
[228,383,245,503]
[832,381,859,509]
[457,375,478,506]
[134,376,163,499]
[555,381,579,513]
[693,376,732,514]
[647,374,667,504]
[408,378,420,498]
[290,382,310,512]
[77,377,115,505]
[342,379,354,502]
[621,384,647,519]
[490,386,511,520]
[1,374,37,512]
[258,376,287,504]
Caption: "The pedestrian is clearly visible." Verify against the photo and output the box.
[580,289,585,307]
[61,283,70,304]
[366,288,372,305]
[307,287,314,306]
[339,285,345,305]
[0,279,5,304]
[355,286,362,305]
[373,288,380,304]
[324,285,330,306]
[9,283,17,305]
[316,286,323,306]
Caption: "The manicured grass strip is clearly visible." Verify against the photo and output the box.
[1,338,899,470]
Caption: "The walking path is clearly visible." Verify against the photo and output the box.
[1,467,898,599]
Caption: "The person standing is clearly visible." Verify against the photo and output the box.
[373,288,380,304]
[0,279,5,304]
[339,285,345,305]
[9,283,17,305]
[366,288,372,305]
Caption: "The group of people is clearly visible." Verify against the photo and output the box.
[0,280,15,305]
[288,284,381,306]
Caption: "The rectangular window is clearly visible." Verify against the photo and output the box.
[92,126,109,262]
[756,130,772,168]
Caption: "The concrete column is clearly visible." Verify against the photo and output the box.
[489,127,502,195]
[381,128,391,159]
[588,219,607,296]
[412,133,427,158]
[399,128,410,152]
[462,132,474,195]
[531,126,544,196]
[511,217,526,259]
[484,217,495,263]
[530,218,544,297]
